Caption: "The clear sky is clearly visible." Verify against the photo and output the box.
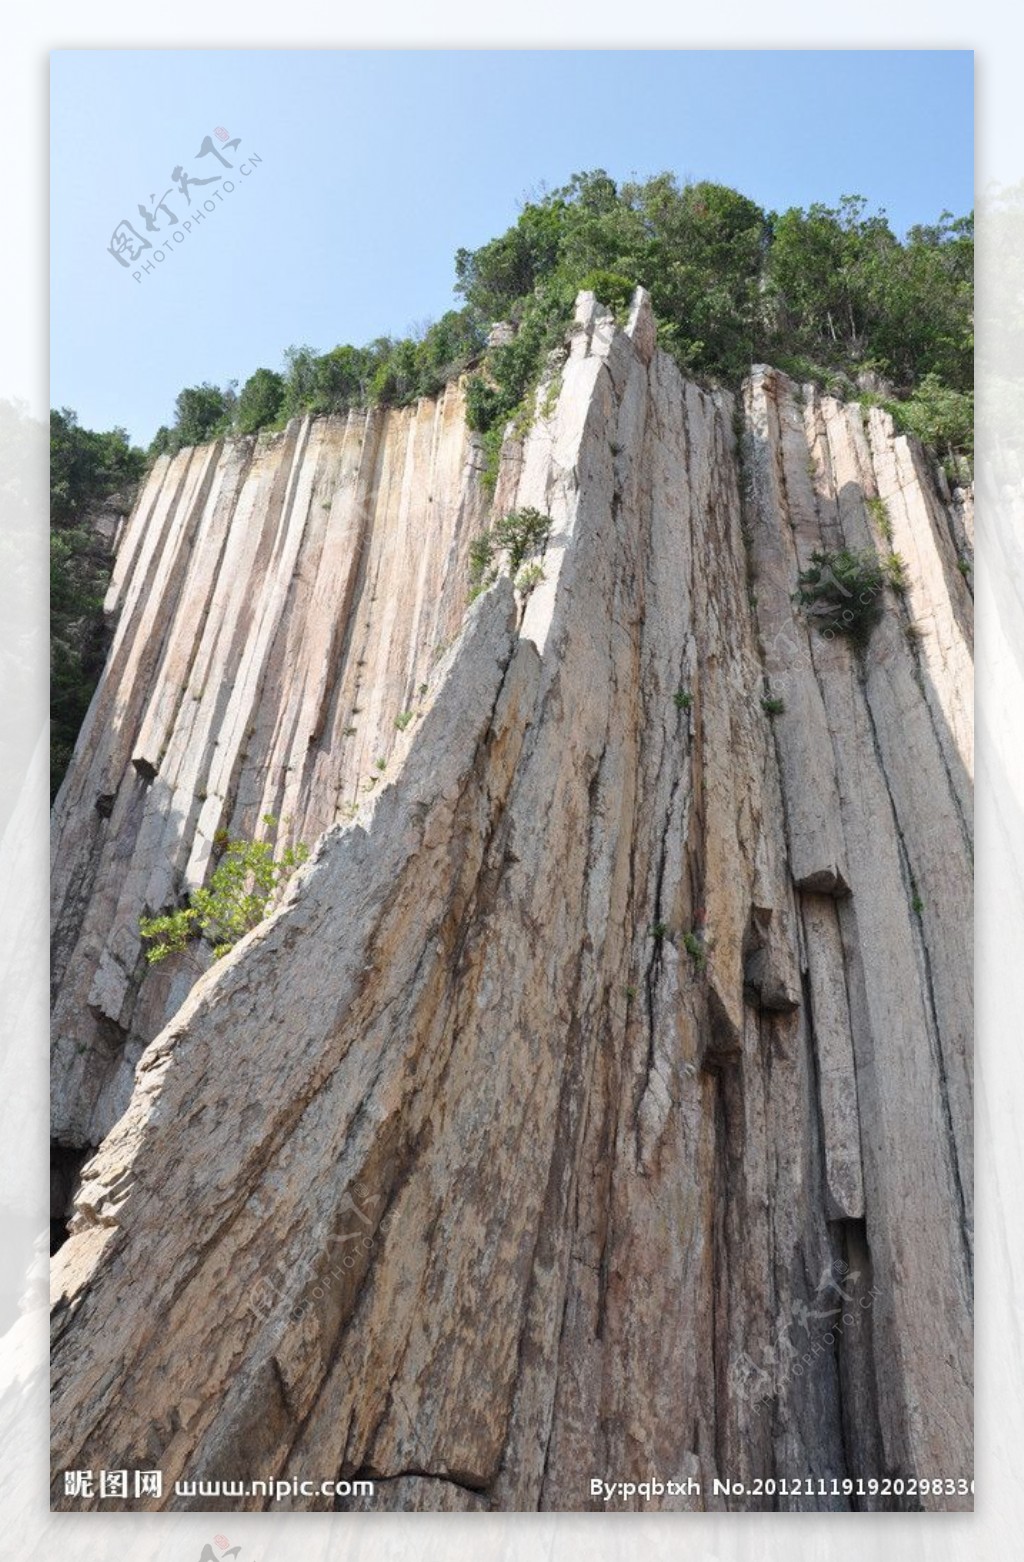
[51,49,974,445]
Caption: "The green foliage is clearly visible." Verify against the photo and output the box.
[673,688,693,710]
[649,921,668,942]
[761,695,786,716]
[454,173,972,470]
[50,408,145,523]
[50,410,146,799]
[491,507,552,573]
[682,930,707,970]
[395,710,414,730]
[171,383,233,451]
[796,548,889,648]
[515,561,545,596]
[138,170,972,480]
[468,531,497,593]
[148,312,486,457]
[764,199,972,393]
[865,495,893,542]
[478,423,506,495]
[467,508,552,601]
[881,552,909,595]
[139,817,309,963]
[889,373,974,467]
[464,375,504,434]
[579,268,638,321]
[235,367,286,434]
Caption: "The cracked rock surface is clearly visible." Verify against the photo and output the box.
[51,291,973,1511]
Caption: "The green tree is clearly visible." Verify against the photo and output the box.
[235,367,286,433]
[172,382,232,447]
[50,408,145,522]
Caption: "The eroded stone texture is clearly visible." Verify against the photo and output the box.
[50,292,973,1512]
[51,386,490,1151]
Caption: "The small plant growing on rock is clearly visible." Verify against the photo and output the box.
[578,269,637,323]
[866,495,894,543]
[467,508,552,603]
[682,930,707,970]
[673,688,693,711]
[515,561,545,597]
[796,547,887,648]
[468,532,497,599]
[539,374,562,421]
[139,815,309,963]
[882,551,909,595]
[375,756,387,772]
[761,695,786,716]
[492,507,552,574]
[395,710,414,731]
[649,921,669,943]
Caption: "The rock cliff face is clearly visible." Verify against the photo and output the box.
[50,292,973,1511]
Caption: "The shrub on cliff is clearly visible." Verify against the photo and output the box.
[467,507,552,602]
[139,817,310,963]
[795,548,889,648]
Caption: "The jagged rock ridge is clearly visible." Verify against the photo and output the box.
[50,291,973,1511]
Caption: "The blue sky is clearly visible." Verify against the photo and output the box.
[51,49,974,445]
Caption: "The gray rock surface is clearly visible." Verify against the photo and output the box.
[50,291,973,1511]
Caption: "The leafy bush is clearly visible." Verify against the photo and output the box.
[796,548,890,648]
[468,532,497,595]
[515,562,545,596]
[139,817,309,962]
[889,373,974,466]
[578,269,638,321]
[682,930,708,970]
[235,367,286,433]
[491,507,552,573]
[467,508,552,602]
[464,375,504,434]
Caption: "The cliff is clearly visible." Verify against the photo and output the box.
[50,291,973,1511]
